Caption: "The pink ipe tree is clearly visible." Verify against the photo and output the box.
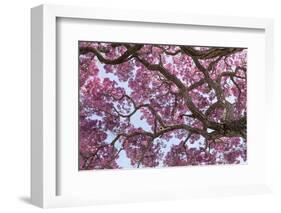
[79,42,247,170]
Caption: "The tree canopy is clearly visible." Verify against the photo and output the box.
[79,42,247,170]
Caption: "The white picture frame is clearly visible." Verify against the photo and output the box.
[31,4,274,208]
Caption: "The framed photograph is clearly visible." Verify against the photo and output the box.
[31,4,274,208]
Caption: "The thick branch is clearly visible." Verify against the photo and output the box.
[80,44,143,64]
[181,46,225,102]
[134,55,187,91]
[180,46,244,59]
[134,55,208,125]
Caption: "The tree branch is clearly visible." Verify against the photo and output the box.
[180,46,244,59]
[80,44,143,65]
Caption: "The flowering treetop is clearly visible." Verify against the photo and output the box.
[79,42,247,170]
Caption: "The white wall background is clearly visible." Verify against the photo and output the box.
[0,0,280,212]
